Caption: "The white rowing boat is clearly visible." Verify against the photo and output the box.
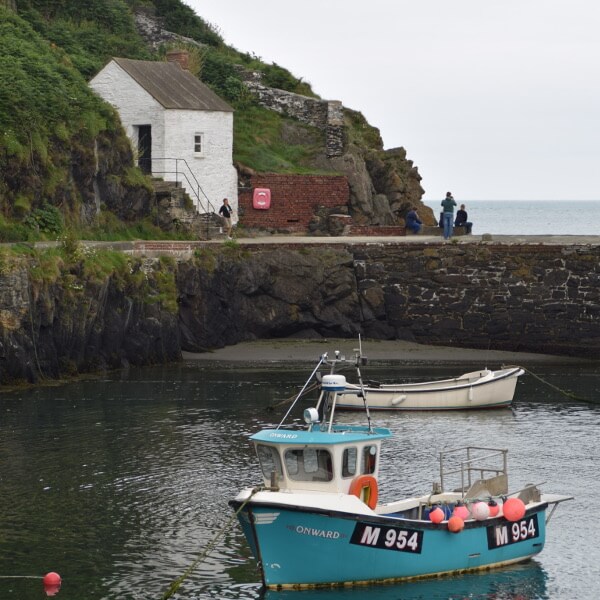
[336,366,524,411]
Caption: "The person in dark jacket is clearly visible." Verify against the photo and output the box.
[454,204,473,234]
[440,192,457,239]
[405,206,423,234]
[218,198,233,238]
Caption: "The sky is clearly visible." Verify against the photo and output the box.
[186,0,600,201]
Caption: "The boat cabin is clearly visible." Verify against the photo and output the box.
[251,374,391,500]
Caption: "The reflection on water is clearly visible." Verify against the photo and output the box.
[0,360,598,599]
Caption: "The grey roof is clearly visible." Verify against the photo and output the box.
[113,57,233,112]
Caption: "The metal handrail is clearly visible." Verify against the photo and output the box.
[439,446,508,493]
[143,157,219,240]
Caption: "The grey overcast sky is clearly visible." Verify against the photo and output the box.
[187,0,600,201]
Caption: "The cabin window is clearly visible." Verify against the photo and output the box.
[194,132,204,156]
[256,444,283,479]
[284,448,333,482]
[342,447,357,478]
[362,445,377,474]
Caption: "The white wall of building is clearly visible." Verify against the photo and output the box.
[89,61,166,161]
[90,60,238,218]
[164,110,238,217]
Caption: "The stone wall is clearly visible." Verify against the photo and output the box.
[239,70,344,157]
[351,242,599,355]
[179,241,600,358]
[238,174,349,233]
[134,8,205,50]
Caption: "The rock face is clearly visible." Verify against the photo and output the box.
[86,132,153,223]
[0,255,179,384]
[177,247,362,350]
[2,241,598,386]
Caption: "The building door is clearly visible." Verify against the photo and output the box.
[137,125,152,174]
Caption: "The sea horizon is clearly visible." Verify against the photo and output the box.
[423,199,600,235]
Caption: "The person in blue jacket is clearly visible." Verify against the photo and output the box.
[441,192,457,239]
[405,206,423,234]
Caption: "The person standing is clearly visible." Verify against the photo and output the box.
[441,192,457,240]
[218,198,233,239]
[405,206,423,234]
[454,203,473,234]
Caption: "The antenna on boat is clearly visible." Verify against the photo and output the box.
[354,335,373,433]
[276,353,326,429]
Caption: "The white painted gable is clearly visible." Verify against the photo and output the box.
[89,59,238,218]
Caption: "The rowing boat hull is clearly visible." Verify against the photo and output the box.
[336,367,524,411]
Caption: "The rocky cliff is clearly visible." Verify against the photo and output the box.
[0,250,179,384]
[3,240,598,386]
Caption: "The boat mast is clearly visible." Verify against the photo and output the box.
[354,336,373,433]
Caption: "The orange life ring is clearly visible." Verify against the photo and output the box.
[349,475,378,509]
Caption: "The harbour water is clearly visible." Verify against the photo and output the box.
[423,199,600,235]
[0,358,599,599]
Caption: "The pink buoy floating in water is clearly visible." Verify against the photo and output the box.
[429,506,445,523]
[43,572,61,596]
[471,501,491,521]
[503,497,526,522]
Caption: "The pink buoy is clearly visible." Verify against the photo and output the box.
[453,502,470,520]
[503,497,526,522]
[43,572,61,597]
[429,506,445,524]
[447,516,464,533]
[471,501,491,521]
[488,499,500,517]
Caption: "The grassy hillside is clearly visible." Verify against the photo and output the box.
[0,0,377,241]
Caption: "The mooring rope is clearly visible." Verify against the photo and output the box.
[161,487,262,599]
[504,364,594,404]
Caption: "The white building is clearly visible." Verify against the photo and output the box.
[89,52,237,216]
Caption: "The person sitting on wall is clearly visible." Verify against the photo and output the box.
[405,206,423,234]
[454,203,473,234]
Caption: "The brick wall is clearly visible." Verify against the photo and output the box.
[238,174,349,232]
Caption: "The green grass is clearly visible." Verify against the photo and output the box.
[233,106,328,173]
[79,212,195,241]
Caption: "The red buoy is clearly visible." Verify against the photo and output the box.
[43,572,61,597]
[447,515,465,533]
[488,499,500,517]
[503,497,526,522]
[429,506,445,523]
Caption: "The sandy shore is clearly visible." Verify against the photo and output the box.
[183,338,587,366]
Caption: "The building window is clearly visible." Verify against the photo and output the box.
[194,132,204,156]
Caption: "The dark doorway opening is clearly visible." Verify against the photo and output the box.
[137,125,152,174]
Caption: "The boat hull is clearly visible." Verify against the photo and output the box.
[232,500,546,588]
[337,368,523,411]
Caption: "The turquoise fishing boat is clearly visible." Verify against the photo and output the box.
[230,351,572,589]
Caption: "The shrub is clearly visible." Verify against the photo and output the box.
[24,202,64,236]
